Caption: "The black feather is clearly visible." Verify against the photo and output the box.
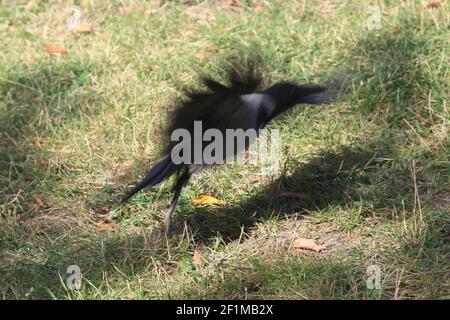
[121,155,176,203]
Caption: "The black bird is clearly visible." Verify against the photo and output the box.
[122,67,331,233]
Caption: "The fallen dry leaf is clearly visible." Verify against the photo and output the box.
[95,32,108,40]
[91,206,111,216]
[191,195,224,205]
[253,3,266,11]
[71,23,94,33]
[292,238,325,252]
[230,0,242,7]
[279,192,306,198]
[427,0,441,8]
[44,45,67,54]
[32,195,48,208]
[96,218,113,231]
[389,27,403,36]
[193,250,202,266]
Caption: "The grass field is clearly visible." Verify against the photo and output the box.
[0,0,449,299]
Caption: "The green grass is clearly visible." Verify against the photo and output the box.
[0,0,448,299]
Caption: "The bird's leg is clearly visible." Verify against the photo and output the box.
[164,169,191,234]
[164,187,182,234]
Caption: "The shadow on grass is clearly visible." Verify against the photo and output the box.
[171,133,414,241]
[0,62,99,251]
[2,133,400,298]
[0,61,96,136]
[347,19,447,123]
[0,61,107,298]
[170,22,440,240]
[0,60,99,205]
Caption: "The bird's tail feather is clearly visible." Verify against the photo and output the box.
[122,154,177,203]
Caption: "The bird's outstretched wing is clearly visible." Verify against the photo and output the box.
[166,63,263,151]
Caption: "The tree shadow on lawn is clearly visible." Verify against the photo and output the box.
[346,18,446,123]
[0,61,108,299]
[0,60,100,207]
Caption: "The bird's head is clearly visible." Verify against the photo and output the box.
[265,82,328,111]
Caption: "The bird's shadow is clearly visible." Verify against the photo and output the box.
[170,134,412,243]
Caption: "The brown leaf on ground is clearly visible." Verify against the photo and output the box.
[91,206,112,217]
[253,2,266,11]
[292,238,325,252]
[191,195,224,205]
[193,250,202,266]
[229,0,242,7]
[71,23,94,33]
[427,0,441,8]
[44,45,67,54]
[95,32,108,40]
[96,218,113,231]
[32,195,48,208]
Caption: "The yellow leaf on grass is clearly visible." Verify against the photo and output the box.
[191,195,224,205]
[292,238,325,252]
[193,250,202,266]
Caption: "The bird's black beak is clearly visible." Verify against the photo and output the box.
[296,85,330,105]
